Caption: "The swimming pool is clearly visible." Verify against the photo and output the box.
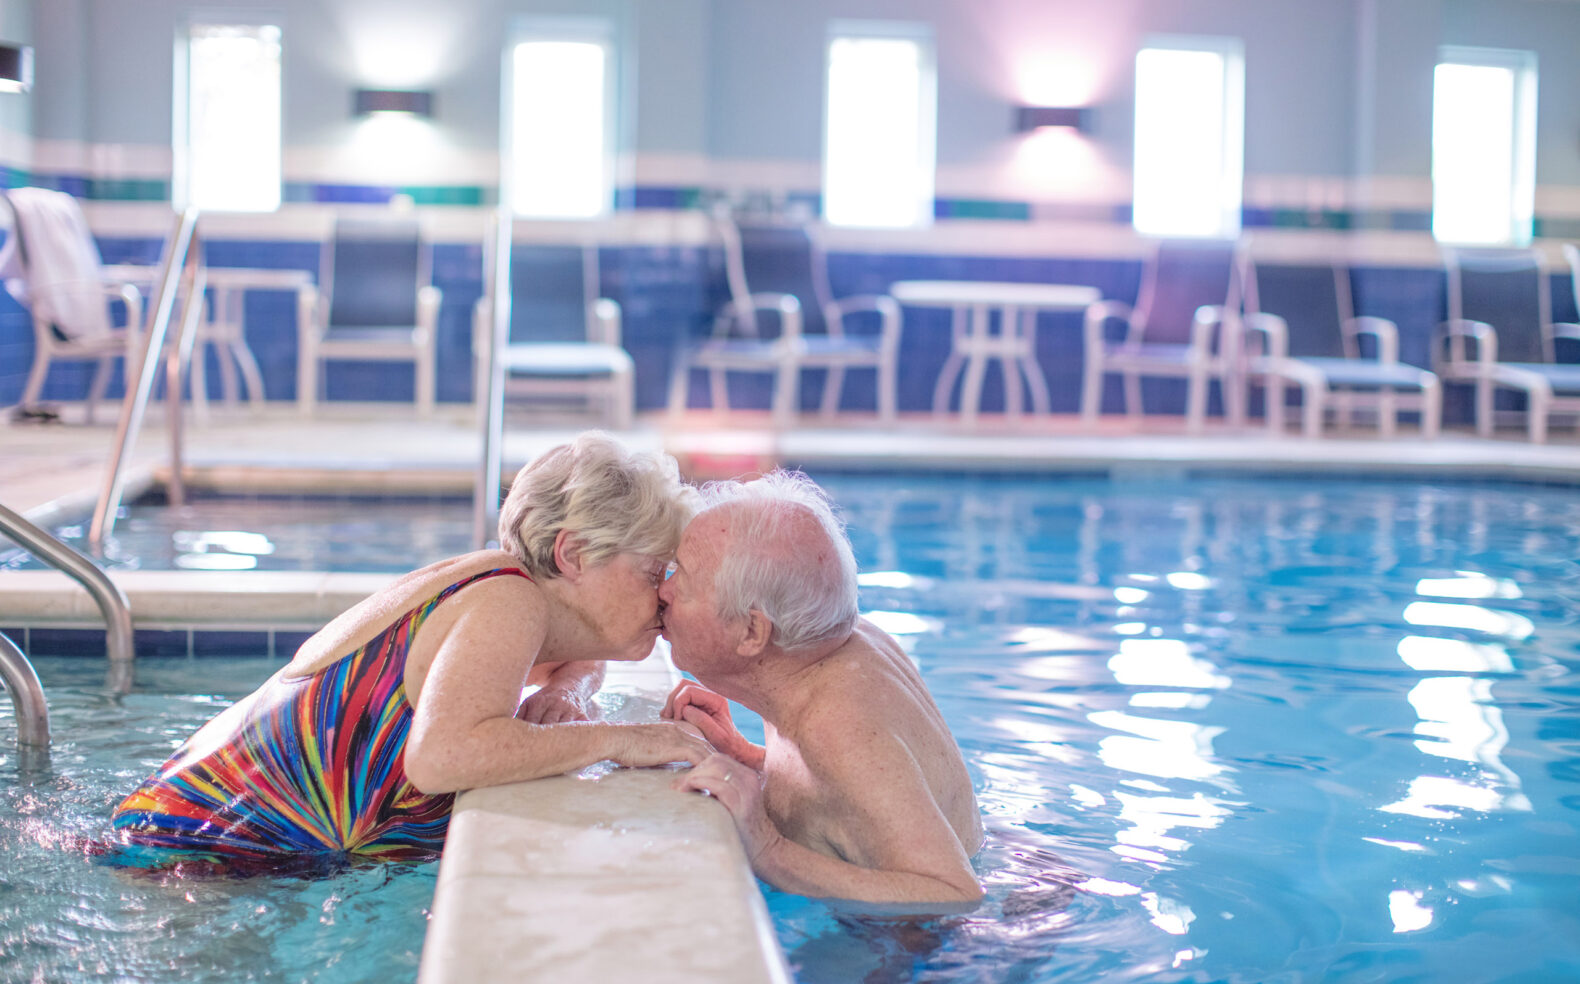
[768,472,1580,983]
[0,491,472,573]
[0,657,434,984]
[3,472,1578,982]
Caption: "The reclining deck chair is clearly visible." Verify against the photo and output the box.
[0,188,144,423]
[1080,239,1243,432]
[472,244,632,429]
[297,216,440,416]
[1242,257,1440,438]
[1438,248,1580,443]
[668,218,899,427]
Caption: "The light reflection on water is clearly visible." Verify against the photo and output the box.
[774,474,1580,984]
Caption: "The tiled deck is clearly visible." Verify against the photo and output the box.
[5,403,1578,520]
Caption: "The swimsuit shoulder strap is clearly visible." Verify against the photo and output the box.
[407,566,535,631]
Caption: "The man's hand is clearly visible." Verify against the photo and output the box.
[661,681,765,769]
[672,752,782,865]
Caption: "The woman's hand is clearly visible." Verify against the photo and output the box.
[611,721,715,769]
[516,661,606,723]
[661,681,766,770]
[516,687,597,724]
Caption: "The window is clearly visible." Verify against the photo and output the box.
[1132,37,1244,239]
[823,23,936,229]
[177,24,281,212]
[509,24,615,219]
[1432,47,1537,246]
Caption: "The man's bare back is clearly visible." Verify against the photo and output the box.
[761,621,983,866]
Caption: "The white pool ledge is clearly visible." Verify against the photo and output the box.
[419,654,793,984]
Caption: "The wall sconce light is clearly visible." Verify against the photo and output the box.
[0,43,34,94]
[1016,105,1089,133]
[353,88,434,117]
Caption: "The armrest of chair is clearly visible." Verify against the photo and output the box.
[1083,299,1133,349]
[827,293,901,348]
[718,291,803,342]
[1191,304,1237,357]
[471,296,492,356]
[1242,311,1288,360]
[590,298,622,347]
[103,282,143,340]
[417,285,442,343]
[1347,315,1400,363]
[1553,321,1580,363]
[297,284,323,347]
[1436,318,1496,368]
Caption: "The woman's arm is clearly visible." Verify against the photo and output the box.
[404,579,709,793]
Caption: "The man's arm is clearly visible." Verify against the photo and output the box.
[675,747,982,909]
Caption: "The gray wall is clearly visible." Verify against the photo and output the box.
[0,0,33,143]
[15,0,1580,194]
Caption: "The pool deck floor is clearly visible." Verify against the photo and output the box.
[3,400,1578,984]
[5,401,1578,520]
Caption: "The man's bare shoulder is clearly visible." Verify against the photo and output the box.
[788,635,930,769]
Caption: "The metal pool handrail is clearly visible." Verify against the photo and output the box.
[0,500,134,668]
[473,205,512,550]
[0,630,48,748]
[90,207,205,550]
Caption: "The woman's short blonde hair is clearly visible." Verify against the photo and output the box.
[498,432,697,578]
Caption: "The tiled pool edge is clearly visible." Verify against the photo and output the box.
[0,570,793,984]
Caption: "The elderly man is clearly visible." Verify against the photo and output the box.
[659,471,983,908]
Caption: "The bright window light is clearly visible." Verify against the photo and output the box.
[1432,48,1537,246]
[1132,40,1244,238]
[823,29,935,229]
[182,24,281,212]
[511,39,609,219]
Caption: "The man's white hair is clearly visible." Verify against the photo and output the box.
[701,470,858,651]
[499,431,698,578]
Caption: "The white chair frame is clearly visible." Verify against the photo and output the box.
[1437,247,1580,444]
[297,221,440,417]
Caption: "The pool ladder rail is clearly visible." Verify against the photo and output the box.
[0,500,137,755]
[91,206,207,550]
[473,205,512,549]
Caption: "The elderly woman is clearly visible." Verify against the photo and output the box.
[111,433,710,865]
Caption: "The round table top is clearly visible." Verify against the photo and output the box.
[888,280,1101,309]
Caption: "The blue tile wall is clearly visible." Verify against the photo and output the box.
[6,235,1575,423]
[9,625,306,658]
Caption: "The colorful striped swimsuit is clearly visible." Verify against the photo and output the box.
[111,567,532,864]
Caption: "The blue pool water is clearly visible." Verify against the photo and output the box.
[0,658,434,984]
[1,491,473,572]
[3,473,1579,983]
[769,473,1580,983]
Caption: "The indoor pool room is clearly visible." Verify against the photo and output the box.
[3,2,1580,984]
